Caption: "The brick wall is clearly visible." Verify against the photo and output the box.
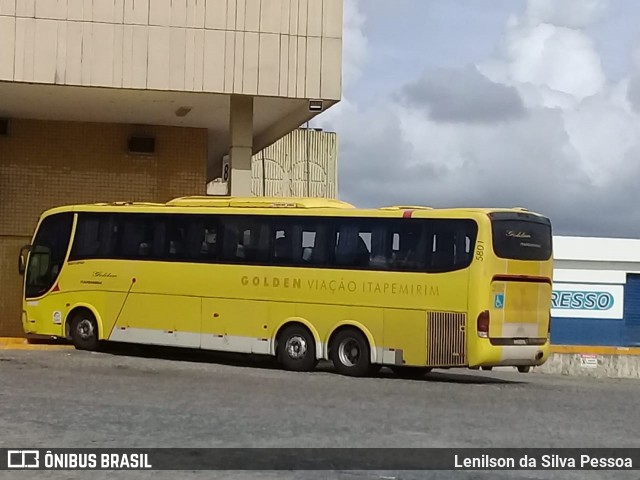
[0,119,207,336]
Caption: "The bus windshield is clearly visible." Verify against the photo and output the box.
[491,214,552,261]
[25,212,73,298]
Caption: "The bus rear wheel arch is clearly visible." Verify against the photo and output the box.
[68,309,100,351]
[276,323,318,372]
[329,327,372,377]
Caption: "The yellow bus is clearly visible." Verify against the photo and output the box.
[18,196,553,377]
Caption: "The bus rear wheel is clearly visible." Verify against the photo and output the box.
[70,311,99,351]
[330,329,371,377]
[517,366,531,373]
[277,325,318,372]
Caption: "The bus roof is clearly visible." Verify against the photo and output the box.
[166,196,356,209]
[39,196,550,221]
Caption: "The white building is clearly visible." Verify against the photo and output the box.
[551,236,640,346]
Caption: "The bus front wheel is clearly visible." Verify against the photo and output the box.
[70,311,100,351]
[277,325,318,372]
[330,329,371,377]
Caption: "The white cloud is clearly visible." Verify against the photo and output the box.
[342,0,369,91]
[321,0,640,237]
[563,92,640,185]
[317,0,368,128]
[503,22,606,102]
[400,66,525,123]
[525,0,609,29]
[626,74,640,112]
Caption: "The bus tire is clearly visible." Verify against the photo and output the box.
[70,311,100,351]
[517,366,531,374]
[277,325,317,372]
[330,329,371,377]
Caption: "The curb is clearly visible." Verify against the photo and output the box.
[0,337,73,351]
[550,345,640,356]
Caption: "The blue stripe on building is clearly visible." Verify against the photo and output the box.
[551,273,640,346]
[550,317,625,346]
[623,274,640,346]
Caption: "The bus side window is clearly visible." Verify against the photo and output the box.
[273,229,291,264]
[163,215,209,261]
[221,224,241,260]
[269,220,319,266]
[71,214,118,260]
[431,231,455,270]
[301,230,316,263]
[392,225,426,271]
[119,219,144,258]
[369,226,390,269]
[425,220,477,272]
[358,232,372,266]
[152,218,166,258]
[391,232,401,265]
[333,222,372,269]
[116,215,162,259]
[73,217,101,258]
[166,216,186,258]
[238,225,263,263]
[219,217,269,263]
[452,232,472,266]
[200,219,219,261]
[313,222,331,265]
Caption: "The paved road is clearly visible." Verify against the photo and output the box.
[1,345,639,480]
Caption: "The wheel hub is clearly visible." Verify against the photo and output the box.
[338,338,360,367]
[77,319,94,340]
[285,335,307,360]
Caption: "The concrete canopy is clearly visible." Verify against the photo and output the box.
[0,80,337,180]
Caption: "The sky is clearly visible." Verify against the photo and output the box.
[315,0,640,238]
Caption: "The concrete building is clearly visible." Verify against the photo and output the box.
[0,0,343,336]
[207,127,338,197]
[552,236,640,347]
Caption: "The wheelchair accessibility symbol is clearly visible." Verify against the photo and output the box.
[494,293,505,309]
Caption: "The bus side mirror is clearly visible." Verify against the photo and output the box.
[18,245,31,275]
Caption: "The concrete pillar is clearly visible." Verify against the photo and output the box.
[229,95,254,196]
